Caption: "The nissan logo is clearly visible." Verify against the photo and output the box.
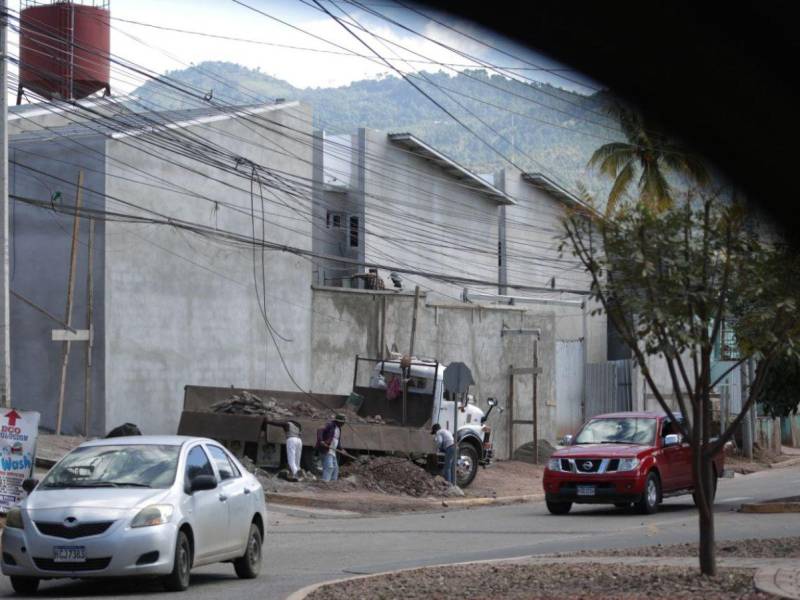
[63,516,79,528]
[582,461,594,470]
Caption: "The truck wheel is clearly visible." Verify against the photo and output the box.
[456,443,479,488]
[546,500,572,515]
[636,472,660,515]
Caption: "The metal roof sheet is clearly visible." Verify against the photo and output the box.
[387,132,515,205]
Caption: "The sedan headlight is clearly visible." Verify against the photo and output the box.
[547,458,562,471]
[617,458,640,472]
[5,507,24,529]
[131,504,174,528]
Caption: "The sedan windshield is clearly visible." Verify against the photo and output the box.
[40,444,180,489]
[574,418,657,446]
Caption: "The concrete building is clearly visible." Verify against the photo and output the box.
[10,101,314,435]
[312,128,513,301]
[310,129,612,447]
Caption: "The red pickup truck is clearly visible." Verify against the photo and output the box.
[543,411,725,515]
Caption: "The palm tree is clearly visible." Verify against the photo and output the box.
[589,102,709,214]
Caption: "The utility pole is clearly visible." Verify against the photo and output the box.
[0,0,10,408]
[409,285,420,357]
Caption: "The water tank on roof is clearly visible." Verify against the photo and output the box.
[18,0,111,103]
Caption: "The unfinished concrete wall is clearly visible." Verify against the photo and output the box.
[9,135,107,435]
[360,129,501,302]
[103,103,314,434]
[311,287,558,459]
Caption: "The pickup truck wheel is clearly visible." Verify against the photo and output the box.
[635,472,660,515]
[456,443,479,488]
[546,500,572,515]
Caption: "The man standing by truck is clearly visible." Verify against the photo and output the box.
[266,418,303,480]
[317,414,346,481]
[431,423,456,484]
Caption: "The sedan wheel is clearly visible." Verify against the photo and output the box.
[10,576,39,595]
[234,523,262,579]
[162,531,191,592]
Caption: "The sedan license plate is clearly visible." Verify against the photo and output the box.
[576,485,596,497]
[53,546,86,563]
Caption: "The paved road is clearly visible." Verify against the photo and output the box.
[2,466,799,599]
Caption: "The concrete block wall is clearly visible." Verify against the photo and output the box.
[311,287,558,460]
[103,103,314,434]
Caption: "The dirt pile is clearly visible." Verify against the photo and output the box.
[210,391,388,424]
[340,455,451,497]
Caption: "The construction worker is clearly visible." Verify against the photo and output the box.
[431,423,456,485]
[317,413,346,481]
[266,418,303,480]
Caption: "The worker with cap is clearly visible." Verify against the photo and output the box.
[431,423,457,485]
[317,413,346,481]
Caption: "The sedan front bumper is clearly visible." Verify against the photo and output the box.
[1,521,178,579]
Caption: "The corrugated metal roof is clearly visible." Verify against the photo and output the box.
[10,101,300,143]
[387,132,515,205]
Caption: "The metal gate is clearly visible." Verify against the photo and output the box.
[585,359,633,418]
[556,340,584,435]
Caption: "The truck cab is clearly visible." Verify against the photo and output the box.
[368,358,496,487]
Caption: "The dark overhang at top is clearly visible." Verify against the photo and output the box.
[387,132,515,205]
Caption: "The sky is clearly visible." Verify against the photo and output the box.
[8,0,601,95]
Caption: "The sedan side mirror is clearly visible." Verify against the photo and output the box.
[189,475,217,493]
[664,434,680,447]
[559,434,574,446]
[22,478,38,494]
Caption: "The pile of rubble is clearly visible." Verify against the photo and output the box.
[210,391,390,425]
[339,455,453,497]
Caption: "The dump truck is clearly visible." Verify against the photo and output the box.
[177,356,500,487]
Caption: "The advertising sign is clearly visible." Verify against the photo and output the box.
[0,409,39,512]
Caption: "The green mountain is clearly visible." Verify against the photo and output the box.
[133,61,619,193]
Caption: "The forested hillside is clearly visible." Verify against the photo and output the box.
[134,61,619,193]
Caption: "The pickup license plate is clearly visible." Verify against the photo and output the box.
[53,546,86,563]
[576,485,595,497]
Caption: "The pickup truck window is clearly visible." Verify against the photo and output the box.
[575,418,657,445]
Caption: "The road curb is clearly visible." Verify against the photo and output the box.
[754,566,800,599]
[285,555,800,600]
[770,456,800,469]
[740,501,800,513]
[266,492,540,513]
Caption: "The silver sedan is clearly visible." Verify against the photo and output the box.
[1,435,266,594]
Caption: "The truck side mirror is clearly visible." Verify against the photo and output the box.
[487,398,498,407]
[664,434,680,446]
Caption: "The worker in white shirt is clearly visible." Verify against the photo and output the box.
[431,423,456,484]
[266,418,303,480]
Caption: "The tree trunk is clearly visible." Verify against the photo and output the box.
[697,454,716,575]
[697,351,716,575]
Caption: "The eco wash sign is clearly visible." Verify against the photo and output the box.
[0,410,40,512]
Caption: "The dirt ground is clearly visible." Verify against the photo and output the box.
[305,563,775,600]
[725,447,800,474]
[565,536,800,559]
[260,460,543,513]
